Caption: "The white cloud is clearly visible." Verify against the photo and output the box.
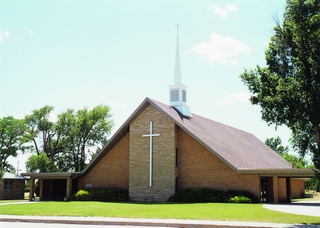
[208,4,238,19]
[27,28,34,35]
[226,4,238,12]
[0,30,10,42]
[190,33,251,65]
[217,92,250,105]
[107,101,127,109]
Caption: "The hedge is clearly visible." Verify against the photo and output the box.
[71,188,129,202]
[168,188,258,203]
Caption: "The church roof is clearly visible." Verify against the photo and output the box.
[2,172,28,180]
[83,97,313,177]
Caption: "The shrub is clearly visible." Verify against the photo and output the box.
[168,188,258,203]
[74,190,90,201]
[228,196,251,203]
[71,188,129,202]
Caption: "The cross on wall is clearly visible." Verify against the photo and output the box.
[142,122,160,187]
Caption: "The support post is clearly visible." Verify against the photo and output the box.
[272,176,279,204]
[29,178,35,201]
[39,179,43,201]
[66,177,71,200]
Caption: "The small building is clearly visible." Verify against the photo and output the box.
[22,32,314,203]
[0,172,27,200]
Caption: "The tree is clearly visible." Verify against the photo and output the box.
[57,105,114,171]
[265,136,289,155]
[240,0,320,169]
[0,116,29,175]
[25,105,114,172]
[26,152,58,173]
[265,136,310,168]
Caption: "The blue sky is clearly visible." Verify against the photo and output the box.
[1,0,291,172]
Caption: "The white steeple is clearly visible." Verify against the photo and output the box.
[168,24,192,118]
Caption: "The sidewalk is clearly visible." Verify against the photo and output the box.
[0,214,309,228]
[264,200,320,217]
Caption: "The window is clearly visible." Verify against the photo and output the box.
[175,177,180,194]
[4,180,12,190]
[170,89,179,102]
[175,148,179,167]
[182,90,186,102]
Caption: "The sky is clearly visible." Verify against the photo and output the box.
[1,0,292,173]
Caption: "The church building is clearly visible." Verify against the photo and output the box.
[23,32,314,204]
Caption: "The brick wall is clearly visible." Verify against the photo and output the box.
[0,179,25,200]
[291,179,305,199]
[278,178,305,201]
[278,178,286,202]
[129,104,176,201]
[78,132,129,190]
[176,127,260,198]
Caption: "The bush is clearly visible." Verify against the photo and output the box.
[71,188,129,202]
[228,196,251,203]
[168,188,258,203]
[74,190,90,200]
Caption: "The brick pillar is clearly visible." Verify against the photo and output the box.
[39,179,43,201]
[272,176,279,204]
[29,178,35,201]
[66,177,71,200]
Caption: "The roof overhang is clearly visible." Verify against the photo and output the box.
[20,172,81,179]
[237,168,316,178]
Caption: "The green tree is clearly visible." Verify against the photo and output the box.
[57,105,114,172]
[26,152,58,173]
[265,136,309,168]
[240,0,320,169]
[0,116,29,175]
[265,136,289,156]
[25,105,114,172]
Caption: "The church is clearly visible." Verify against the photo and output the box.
[23,33,314,204]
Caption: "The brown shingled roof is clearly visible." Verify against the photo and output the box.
[82,98,314,177]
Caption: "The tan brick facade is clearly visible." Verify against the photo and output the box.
[77,102,307,203]
[0,179,25,200]
[176,127,260,198]
[78,132,129,190]
[277,178,305,202]
[129,104,176,201]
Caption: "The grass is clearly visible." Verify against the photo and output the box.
[0,201,319,225]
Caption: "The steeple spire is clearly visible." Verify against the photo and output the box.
[168,24,192,118]
[174,25,181,84]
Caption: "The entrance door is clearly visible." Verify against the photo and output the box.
[261,177,274,203]
[261,177,267,202]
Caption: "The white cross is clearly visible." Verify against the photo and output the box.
[142,122,160,186]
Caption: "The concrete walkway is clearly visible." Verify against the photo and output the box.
[264,200,320,217]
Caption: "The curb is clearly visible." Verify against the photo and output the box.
[0,216,300,228]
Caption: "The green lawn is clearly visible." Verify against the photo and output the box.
[0,201,319,225]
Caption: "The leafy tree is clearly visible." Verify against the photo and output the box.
[57,105,113,171]
[265,136,309,168]
[26,152,58,173]
[0,116,29,175]
[265,136,289,156]
[25,105,113,172]
[240,0,320,169]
